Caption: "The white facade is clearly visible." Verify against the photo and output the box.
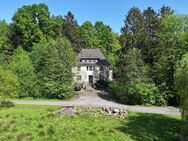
[73,48,113,87]
[73,65,112,86]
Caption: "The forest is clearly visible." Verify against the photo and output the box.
[0,3,187,139]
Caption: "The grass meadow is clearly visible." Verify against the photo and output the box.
[0,104,182,141]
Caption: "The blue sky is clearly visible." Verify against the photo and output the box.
[0,0,188,32]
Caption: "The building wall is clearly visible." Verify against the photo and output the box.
[72,65,111,85]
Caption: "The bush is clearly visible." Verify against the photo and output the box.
[0,66,20,98]
[0,100,15,108]
[95,79,108,89]
[58,84,74,99]
[108,81,126,102]
[134,83,166,106]
[108,80,166,106]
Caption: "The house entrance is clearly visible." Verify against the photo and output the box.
[88,75,93,84]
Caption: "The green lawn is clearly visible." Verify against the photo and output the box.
[0,105,182,141]
[0,96,63,102]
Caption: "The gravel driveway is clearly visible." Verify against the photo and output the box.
[12,90,180,116]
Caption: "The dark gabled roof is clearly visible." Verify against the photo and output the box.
[77,49,106,60]
[77,49,109,65]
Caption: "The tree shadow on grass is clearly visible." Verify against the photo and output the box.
[117,113,182,141]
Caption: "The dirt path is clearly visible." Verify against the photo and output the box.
[11,90,180,116]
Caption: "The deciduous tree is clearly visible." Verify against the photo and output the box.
[9,3,55,51]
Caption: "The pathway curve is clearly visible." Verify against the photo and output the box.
[12,90,180,116]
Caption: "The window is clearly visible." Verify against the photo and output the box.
[87,66,95,71]
[77,66,81,71]
[89,66,92,71]
[100,66,104,71]
[77,75,81,80]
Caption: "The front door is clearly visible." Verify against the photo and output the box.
[88,75,93,84]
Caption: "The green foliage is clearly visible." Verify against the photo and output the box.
[119,6,188,106]
[142,7,160,64]
[117,48,146,84]
[0,65,20,98]
[38,38,76,99]
[1,3,188,109]
[113,48,147,104]
[63,11,84,53]
[9,3,56,51]
[152,15,188,105]
[8,47,40,98]
[175,53,188,139]
[110,48,166,105]
[121,7,145,50]
[94,21,116,55]
[108,81,125,102]
[81,21,120,71]
[0,20,13,59]
[109,81,165,106]
[133,83,166,106]
[29,40,48,72]
[81,21,99,48]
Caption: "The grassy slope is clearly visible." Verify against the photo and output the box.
[0,105,182,141]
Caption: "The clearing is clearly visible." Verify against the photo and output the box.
[0,105,181,141]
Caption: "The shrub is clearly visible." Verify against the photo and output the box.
[134,83,166,106]
[58,83,74,99]
[108,81,126,103]
[0,101,15,108]
[95,79,108,89]
[108,80,166,106]
[0,65,20,98]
